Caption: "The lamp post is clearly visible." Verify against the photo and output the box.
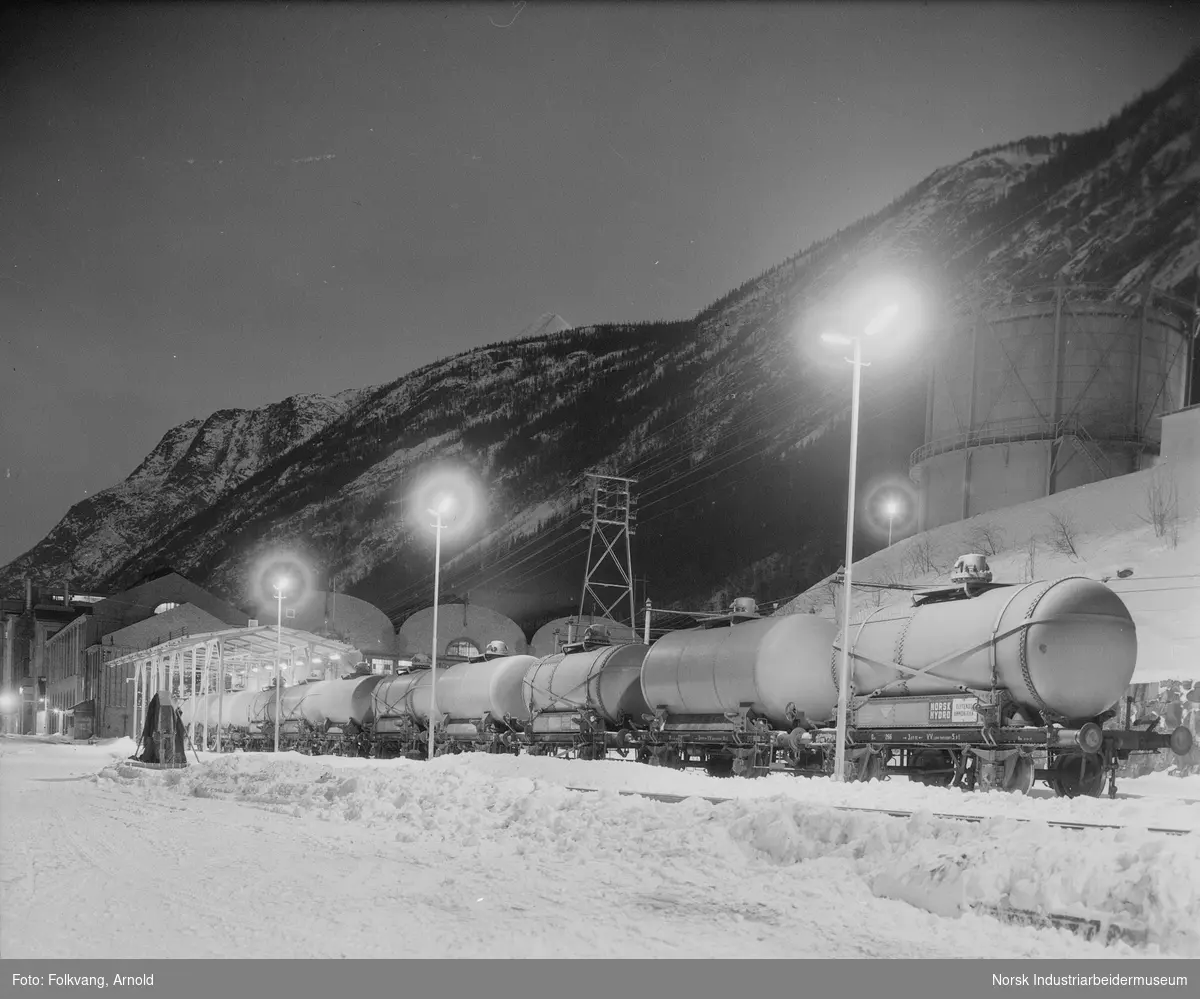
[822,301,900,782]
[885,498,899,547]
[273,577,288,754]
[427,495,456,762]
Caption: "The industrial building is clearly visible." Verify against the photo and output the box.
[910,282,1195,532]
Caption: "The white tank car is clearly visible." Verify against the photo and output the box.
[639,614,840,728]
[839,576,1138,722]
[263,675,386,729]
[522,644,652,737]
[370,672,424,737]
[427,655,537,726]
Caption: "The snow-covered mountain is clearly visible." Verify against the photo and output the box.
[516,313,572,340]
[4,51,1199,628]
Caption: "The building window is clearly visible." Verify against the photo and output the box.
[445,639,480,659]
[154,602,179,615]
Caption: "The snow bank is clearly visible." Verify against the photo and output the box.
[98,751,1200,956]
[428,752,1200,832]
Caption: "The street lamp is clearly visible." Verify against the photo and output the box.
[884,498,900,547]
[273,576,289,754]
[426,493,457,762]
[822,300,901,783]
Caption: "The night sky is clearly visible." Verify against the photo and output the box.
[2,2,1196,567]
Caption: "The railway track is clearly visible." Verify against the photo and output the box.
[564,786,1196,837]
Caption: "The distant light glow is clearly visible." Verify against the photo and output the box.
[884,499,900,518]
[408,464,485,540]
[274,576,290,593]
[820,331,852,346]
[0,692,17,712]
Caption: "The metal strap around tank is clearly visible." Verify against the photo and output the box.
[1017,579,1072,722]
[830,604,896,694]
[525,649,614,721]
[893,608,917,697]
[989,583,1032,692]
[847,618,1066,710]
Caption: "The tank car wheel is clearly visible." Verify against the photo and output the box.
[908,749,955,787]
[1002,754,1035,794]
[1051,752,1105,798]
[704,755,734,778]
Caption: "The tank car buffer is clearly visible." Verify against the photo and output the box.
[788,555,1194,797]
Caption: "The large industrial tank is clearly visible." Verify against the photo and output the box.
[640,615,840,728]
[841,577,1137,721]
[523,644,651,730]
[911,285,1191,530]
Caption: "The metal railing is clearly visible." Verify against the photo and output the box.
[910,416,1149,468]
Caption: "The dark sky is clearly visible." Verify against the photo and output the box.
[1,2,1196,567]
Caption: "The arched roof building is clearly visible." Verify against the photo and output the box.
[397,602,527,660]
[251,589,397,655]
[528,615,626,658]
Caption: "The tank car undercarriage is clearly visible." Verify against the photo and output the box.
[781,686,1191,798]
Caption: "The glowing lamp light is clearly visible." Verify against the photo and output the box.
[864,302,900,337]
[0,692,17,712]
[430,493,458,521]
[408,464,484,542]
[274,577,290,594]
[884,499,900,518]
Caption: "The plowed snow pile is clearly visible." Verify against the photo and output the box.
[99,750,1200,956]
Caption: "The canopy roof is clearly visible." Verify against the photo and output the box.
[104,625,359,671]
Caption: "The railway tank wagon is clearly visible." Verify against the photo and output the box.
[522,643,652,759]
[639,611,839,776]
[818,568,1191,795]
[263,675,386,756]
[434,654,538,751]
[369,653,538,758]
[369,672,422,758]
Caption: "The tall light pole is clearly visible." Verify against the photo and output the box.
[427,495,456,762]
[273,577,288,754]
[885,498,899,547]
[822,301,900,782]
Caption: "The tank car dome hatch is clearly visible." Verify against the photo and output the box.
[950,553,992,584]
[730,597,759,616]
[485,640,511,659]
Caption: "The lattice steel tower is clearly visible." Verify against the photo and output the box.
[578,473,638,639]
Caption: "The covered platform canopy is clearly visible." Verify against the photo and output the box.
[106,625,361,747]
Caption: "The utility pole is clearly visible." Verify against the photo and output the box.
[578,473,639,640]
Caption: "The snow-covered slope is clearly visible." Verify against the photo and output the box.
[780,455,1200,684]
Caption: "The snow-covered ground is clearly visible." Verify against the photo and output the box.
[2,736,1197,960]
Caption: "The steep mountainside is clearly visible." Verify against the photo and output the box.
[4,51,1199,630]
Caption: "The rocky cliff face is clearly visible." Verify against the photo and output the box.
[4,52,1198,629]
